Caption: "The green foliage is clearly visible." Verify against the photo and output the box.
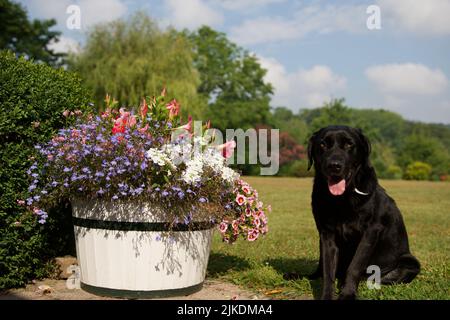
[187,26,273,130]
[0,0,64,66]
[385,165,403,180]
[398,134,449,176]
[270,107,309,144]
[403,162,432,180]
[277,159,314,178]
[0,50,92,289]
[292,99,450,180]
[69,12,204,119]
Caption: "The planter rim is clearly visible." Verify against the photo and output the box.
[72,216,216,231]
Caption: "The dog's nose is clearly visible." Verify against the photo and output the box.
[328,161,343,172]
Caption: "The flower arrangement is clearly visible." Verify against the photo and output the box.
[21,91,269,243]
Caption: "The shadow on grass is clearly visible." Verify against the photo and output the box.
[207,252,252,277]
[265,257,323,299]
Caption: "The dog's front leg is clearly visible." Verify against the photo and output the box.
[338,224,383,300]
[320,231,339,300]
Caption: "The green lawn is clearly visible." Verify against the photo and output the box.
[207,177,450,300]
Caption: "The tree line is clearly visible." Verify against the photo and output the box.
[1,3,449,180]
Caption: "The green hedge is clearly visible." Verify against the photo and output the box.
[0,50,92,289]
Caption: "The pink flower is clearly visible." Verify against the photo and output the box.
[175,116,192,133]
[253,217,261,228]
[128,115,137,128]
[16,200,25,206]
[138,123,149,133]
[245,207,252,217]
[219,221,228,234]
[47,154,54,161]
[216,140,236,159]
[62,110,70,117]
[235,194,246,206]
[242,185,251,195]
[247,229,259,241]
[166,99,180,118]
[140,98,148,120]
[119,108,130,119]
[232,220,240,231]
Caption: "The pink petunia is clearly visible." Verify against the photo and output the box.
[247,229,259,241]
[242,185,251,195]
[218,221,228,234]
[235,194,246,206]
[245,207,252,217]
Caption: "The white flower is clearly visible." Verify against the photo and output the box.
[221,167,239,183]
[146,148,175,168]
[181,156,204,185]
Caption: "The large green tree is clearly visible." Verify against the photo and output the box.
[69,13,204,118]
[187,26,273,130]
[0,0,63,66]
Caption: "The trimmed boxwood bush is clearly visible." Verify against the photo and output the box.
[0,50,93,289]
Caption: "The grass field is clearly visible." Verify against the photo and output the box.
[207,177,450,300]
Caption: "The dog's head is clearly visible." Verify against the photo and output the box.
[307,126,372,196]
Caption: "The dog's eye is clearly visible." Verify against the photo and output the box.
[344,142,354,149]
[320,142,327,149]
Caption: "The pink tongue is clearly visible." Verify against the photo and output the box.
[328,179,346,196]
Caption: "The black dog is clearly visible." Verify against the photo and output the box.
[307,126,420,300]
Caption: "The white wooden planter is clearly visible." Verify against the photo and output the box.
[71,198,214,298]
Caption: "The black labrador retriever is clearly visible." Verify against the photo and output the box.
[307,126,420,300]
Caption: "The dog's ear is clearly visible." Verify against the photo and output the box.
[307,131,318,171]
[356,128,371,162]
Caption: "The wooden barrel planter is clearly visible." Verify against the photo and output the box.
[71,199,214,299]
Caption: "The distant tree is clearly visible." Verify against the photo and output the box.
[271,107,309,144]
[69,13,204,118]
[187,26,273,130]
[398,134,449,176]
[0,0,64,66]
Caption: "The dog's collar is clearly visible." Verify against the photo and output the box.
[354,188,369,196]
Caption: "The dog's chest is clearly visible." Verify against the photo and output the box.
[336,219,362,243]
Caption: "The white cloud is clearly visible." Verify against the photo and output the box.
[230,4,367,45]
[19,0,127,30]
[47,36,80,54]
[366,63,449,95]
[165,0,223,29]
[365,63,450,123]
[258,56,347,109]
[377,0,450,36]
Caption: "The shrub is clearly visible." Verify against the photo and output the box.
[385,165,403,180]
[0,50,92,289]
[403,161,432,181]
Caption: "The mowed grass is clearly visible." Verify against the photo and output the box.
[207,177,450,300]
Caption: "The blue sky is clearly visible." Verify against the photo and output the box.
[18,0,450,123]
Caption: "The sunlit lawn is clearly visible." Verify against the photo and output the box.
[207,177,450,300]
